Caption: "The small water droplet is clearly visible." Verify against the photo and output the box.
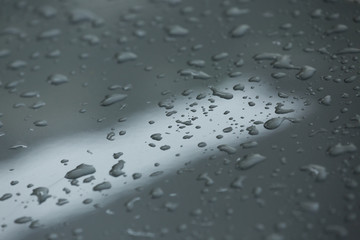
[166,25,189,36]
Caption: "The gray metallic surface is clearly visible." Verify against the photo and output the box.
[0,0,359,239]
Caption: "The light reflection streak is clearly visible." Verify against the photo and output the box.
[0,78,311,240]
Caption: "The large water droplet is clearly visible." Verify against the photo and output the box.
[31,187,51,204]
[230,24,250,38]
[93,182,112,192]
[100,94,128,106]
[109,160,125,177]
[65,164,96,179]
[47,74,69,86]
[236,153,266,170]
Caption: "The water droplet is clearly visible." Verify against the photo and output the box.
[69,9,104,26]
[197,173,214,186]
[212,52,229,61]
[336,48,360,55]
[233,83,245,91]
[132,173,142,180]
[236,153,266,170]
[0,193,12,201]
[113,152,123,159]
[109,160,125,177]
[187,59,206,68]
[325,225,348,238]
[160,145,170,151]
[210,87,233,99]
[46,49,61,58]
[29,220,41,229]
[14,217,32,224]
[311,8,323,18]
[9,144,28,150]
[8,60,27,70]
[31,187,51,204]
[81,34,100,45]
[263,118,286,130]
[65,164,96,179]
[0,49,11,58]
[37,5,57,18]
[150,133,162,141]
[38,29,61,40]
[271,72,287,79]
[115,52,137,63]
[47,74,69,86]
[100,94,128,106]
[300,201,320,213]
[178,69,211,80]
[224,7,249,17]
[318,95,331,106]
[150,187,164,198]
[344,75,357,83]
[275,104,294,114]
[240,141,258,149]
[230,176,246,189]
[230,24,250,38]
[33,120,48,127]
[56,198,69,206]
[93,182,112,192]
[246,125,259,135]
[127,229,155,238]
[31,101,46,109]
[20,91,40,98]
[125,197,141,211]
[328,143,357,156]
[198,142,207,148]
[253,53,282,61]
[166,25,189,36]
[83,198,93,204]
[300,164,327,181]
[325,24,348,35]
[272,55,296,69]
[217,144,237,154]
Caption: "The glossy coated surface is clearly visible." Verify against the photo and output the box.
[0,0,360,239]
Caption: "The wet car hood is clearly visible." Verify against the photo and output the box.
[0,0,360,239]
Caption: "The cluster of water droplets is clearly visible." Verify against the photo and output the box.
[0,0,359,239]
